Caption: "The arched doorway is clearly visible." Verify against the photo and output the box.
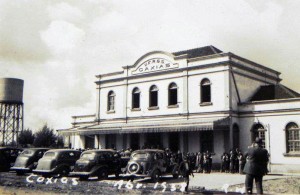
[251,123,266,148]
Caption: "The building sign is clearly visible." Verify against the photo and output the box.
[132,58,178,75]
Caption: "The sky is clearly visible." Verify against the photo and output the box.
[0,0,300,131]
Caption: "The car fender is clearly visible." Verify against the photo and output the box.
[90,165,108,174]
[55,163,70,172]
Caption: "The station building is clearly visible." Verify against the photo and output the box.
[58,46,300,173]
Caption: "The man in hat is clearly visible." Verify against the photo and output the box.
[179,155,194,193]
[243,137,269,194]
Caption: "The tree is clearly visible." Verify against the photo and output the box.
[18,129,35,147]
[56,136,65,148]
[33,125,57,147]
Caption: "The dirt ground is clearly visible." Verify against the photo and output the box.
[0,172,300,194]
[230,176,300,194]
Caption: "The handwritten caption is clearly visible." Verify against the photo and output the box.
[222,184,245,194]
[113,180,187,192]
[26,174,79,186]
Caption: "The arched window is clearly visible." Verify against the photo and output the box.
[286,122,300,153]
[251,123,266,148]
[168,83,178,106]
[233,124,240,149]
[149,85,158,107]
[201,78,211,103]
[107,91,115,111]
[132,87,141,109]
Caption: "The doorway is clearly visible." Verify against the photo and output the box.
[145,133,162,149]
[130,134,140,150]
[169,132,179,152]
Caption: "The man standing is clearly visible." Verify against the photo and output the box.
[180,155,194,193]
[243,137,269,194]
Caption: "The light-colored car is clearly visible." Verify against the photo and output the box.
[11,148,48,175]
[33,149,81,177]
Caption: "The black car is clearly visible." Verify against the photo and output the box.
[33,149,81,177]
[126,149,179,182]
[70,149,123,180]
[11,148,49,175]
[0,147,22,171]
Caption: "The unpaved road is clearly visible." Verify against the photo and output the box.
[0,172,216,194]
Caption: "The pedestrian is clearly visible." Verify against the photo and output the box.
[238,152,245,174]
[179,155,194,193]
[243,137,269,194]
[229,149,237,173]
[195,152,201,171]
[203,151,212,173]
[191,152,196,170]
[224,153,230,172]
[176,150,183,164]
[221,152,227,172]
[196,152,203,173]
[235,148,240,173]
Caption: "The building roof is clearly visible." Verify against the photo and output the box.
[250,84,300,101]
[172,45,223,58]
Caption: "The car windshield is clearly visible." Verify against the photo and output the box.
[131,152,151,160]
[44,152,56,157]
[20,149,34,156]
[80,153,96,160]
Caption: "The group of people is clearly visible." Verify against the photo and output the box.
[221,148,246,174]
[103,139,269,194]
[163,149,214,174]
[143,140,269,194]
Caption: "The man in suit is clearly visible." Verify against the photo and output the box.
[243,137,269,194]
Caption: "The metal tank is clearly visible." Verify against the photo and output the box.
[0,78,24,146]
[0,78,24,103]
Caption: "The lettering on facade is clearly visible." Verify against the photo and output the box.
[132,58,178,75]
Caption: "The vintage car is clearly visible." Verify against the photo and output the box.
[33,149,81,177]
[70,149,124,180]
[11,148,49,175]
[0,147,22,171]
[126,149,179,182]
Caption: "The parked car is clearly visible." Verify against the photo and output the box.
[33,149,81,177]
[11,148,49,175]
[0,147,22,171]
[126,149,179,182]
[70,149,124,180]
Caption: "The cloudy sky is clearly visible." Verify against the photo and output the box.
[0,0,300,131]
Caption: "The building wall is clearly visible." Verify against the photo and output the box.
[65,49,300,173]
[188,67,230,113]
[239,100,300,173]
[98,69,231,122]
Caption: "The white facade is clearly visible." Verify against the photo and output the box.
[59,46,300,173]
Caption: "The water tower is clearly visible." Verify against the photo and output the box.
[0,78,24,146]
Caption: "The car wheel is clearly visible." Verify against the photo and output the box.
[79,176,89,181]
[128,162,140,174]
[58,167,70,177]
[98,169,108,180]
[151,170,161,182]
